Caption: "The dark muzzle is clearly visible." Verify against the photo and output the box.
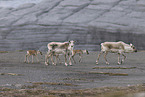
[86,51,89,55]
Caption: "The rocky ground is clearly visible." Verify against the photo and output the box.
[0,51,144,96]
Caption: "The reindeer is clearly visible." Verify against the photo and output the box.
[45,40,74,66]
[24,50,42,63]
[49,49,89,64]
[96,41,137,65]
[72,49,89,63]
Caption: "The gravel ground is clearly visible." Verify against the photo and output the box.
[0,50,144,90]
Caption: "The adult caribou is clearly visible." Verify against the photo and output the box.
[45,40,74,66]
[96,41,137,65]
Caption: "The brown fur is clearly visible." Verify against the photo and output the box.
[24,50,42,63]
[103,42,125,50]
[72,49,89,63]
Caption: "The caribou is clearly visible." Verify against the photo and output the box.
[45,40,74,66]
[96,41,137,65]
[72,49,89,63]
[24,50,42,63]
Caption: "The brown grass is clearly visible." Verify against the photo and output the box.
[0,51,8,53]
[89,71,128,76]
[0,84,144,97]
[0,73,23,76]
[29,82,78,86]
[93,66,136,69]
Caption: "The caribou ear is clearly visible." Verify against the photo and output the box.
[71,40,75,43]
[130,43,133,46]
[69,40,75,43]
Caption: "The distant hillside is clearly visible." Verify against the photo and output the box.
[0,0,144,51]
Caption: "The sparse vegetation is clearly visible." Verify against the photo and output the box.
[16,50,24,52]
[89,72,128,76]
[0,50,144,97]
[0,84,144,97]
[29,82,78,86]
[0,73,23,76]
[0,51,8,53]
[93,66,136,69]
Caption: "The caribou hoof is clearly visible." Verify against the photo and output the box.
[118,62,121,65]
[96,61,99,65]
[121,60,124,64]
[69,63,72,66]
[65,63,68,66]
[53,63,56,65]
[106,62,110,65]
[45,62,49,65]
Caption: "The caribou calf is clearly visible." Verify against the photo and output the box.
[72,49,89,63]
[96,41,137,65]
[24,50,42,63]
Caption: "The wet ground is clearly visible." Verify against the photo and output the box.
[0,51,145,90]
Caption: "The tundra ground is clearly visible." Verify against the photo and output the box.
[0,51,144,96]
